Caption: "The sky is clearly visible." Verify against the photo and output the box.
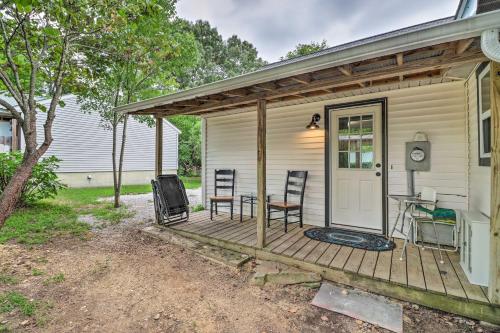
[176,0,460,62]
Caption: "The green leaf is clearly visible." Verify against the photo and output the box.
[58,100,66,108]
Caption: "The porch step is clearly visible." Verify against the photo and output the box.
[250,260,322,286]
[141,225,253,268]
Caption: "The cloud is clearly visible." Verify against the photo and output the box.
[176,0,459,62]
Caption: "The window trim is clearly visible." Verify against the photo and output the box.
[476,62,491,166]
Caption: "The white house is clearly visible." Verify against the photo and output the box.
[115,0,500,323]
[1,94,179,187]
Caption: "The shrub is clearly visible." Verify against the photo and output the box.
[0,152,66,206]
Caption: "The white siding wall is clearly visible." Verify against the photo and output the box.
[204,81,468,230]
[466,70,491,216]
[30,95,178,173]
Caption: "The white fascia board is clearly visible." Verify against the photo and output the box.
[114,10,500,114]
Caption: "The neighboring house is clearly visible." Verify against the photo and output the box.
[116,0,500,324]
[0,94,179,187]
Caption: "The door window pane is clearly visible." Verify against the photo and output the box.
[349,139,360,152]
[362,152,373,169]
[337,114,375,169]
[338,152,348,168]
[338,117,349,135]
[338,138,349,151]
[349,152,360,168]
[349,116,361,135]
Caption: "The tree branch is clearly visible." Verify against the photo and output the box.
[38,36,70,155]
[0,98,23,124]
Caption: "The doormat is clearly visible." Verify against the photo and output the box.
[312,283,403,333]
[304,227,394,251]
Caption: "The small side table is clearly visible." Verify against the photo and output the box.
[240,194,270,222]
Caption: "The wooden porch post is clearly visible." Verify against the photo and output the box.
[489,61,500,304]
[155,116,163,177]
[256,99,267,248]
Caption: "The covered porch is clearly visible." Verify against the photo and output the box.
[115,11,500,324]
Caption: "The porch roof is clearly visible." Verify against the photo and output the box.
[115,10,500,117]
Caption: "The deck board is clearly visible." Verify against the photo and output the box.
[373,249,392,280]
[358,250,378,277]
[434,250,467,299]
[330,246,353,269]
[303,242,330,263]
[420,248,446,294]
[270,228,309,253]
[343,249,365,273]
[164,211,493,317]
[293,239,321,260]
[390,244,408,286]
[406,244,426,290]
[447,252,489,303]
[316,244,341,266]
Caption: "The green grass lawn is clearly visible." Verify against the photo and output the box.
[0,177,201,245]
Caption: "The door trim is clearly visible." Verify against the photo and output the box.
[324,98,388,235]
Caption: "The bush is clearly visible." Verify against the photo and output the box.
[0,152,66,206]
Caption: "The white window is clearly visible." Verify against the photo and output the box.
[478,64,491,161]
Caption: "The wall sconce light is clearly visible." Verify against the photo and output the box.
[306,113,321,130]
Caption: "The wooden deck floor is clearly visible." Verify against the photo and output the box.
[167,211,499,323]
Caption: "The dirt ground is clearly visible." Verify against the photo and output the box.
[0,195,497,332]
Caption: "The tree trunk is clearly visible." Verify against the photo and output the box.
[114,115,128,208]
[111,114,120,208]
[0,153,39,227]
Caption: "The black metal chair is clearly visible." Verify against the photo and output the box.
[267,170,308,232]
[151,174,189,225]
[210,169,236,220]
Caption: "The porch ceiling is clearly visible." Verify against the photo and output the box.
[115,11,500,117]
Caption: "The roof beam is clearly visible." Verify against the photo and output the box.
[338,65,365,87]
[155,49,485,116]
[396,53,404,81]
[456,38,474,55]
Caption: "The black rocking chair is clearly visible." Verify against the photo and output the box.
[210,169,236,220]
[152,174,189,225]
[267,170,308,232]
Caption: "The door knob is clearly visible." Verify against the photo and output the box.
[376,163,381,168]
[375,172,381,177]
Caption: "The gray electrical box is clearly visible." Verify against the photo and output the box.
[405,141,431,171]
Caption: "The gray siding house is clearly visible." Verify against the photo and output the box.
[15,94,180,187]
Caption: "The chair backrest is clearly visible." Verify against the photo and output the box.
[214,169,235,197]
[420,186,437,210]
[155,174,189,214]
[284,170,308,205]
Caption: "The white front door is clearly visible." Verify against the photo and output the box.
[330,104,383,233]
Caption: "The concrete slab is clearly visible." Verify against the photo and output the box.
[311,283,403,333]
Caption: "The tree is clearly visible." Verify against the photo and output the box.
[281,39,329,60]
[177,19,267,88]
[171,20,266,176]
[0,0,121,227]
[79,0,198,207]
[167,116,201,176]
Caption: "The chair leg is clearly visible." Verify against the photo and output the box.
[431,220,444,264]
[267,204,271,227]
[230,202,234,220]
[284,209,288,233]
[215,202,218,215]
[299,207,303,228]
[240,197,243,222]
[210,201,213,220]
